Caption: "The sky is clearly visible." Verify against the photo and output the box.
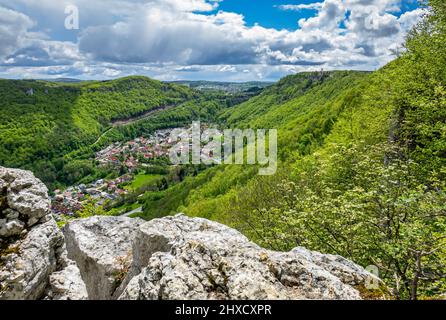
[0,0,425,82]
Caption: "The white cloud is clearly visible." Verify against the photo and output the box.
[0,7,34,57]
[0,5,83,67]
[278,3,324,11]
[345,0,402,13]
[78,7,264,65]
[217,65,236,72]
[298,0,346,31]
[398,8,427,32]
[102,67,121,77]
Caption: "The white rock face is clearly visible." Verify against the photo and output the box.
[63,216,144,300]
[0,218,64,299]
[1,167,50,228]
[46,263,88,300]
[0,167,86,300]
[120,214,381,300]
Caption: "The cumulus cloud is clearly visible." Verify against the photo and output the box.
[0,4,83,67]
[77,0,343,66]
[0,7,34,57]
[345,0,402,13]
[345,4,400,38]
[278,3,324,11]
[398,8,427,32]
[298,0,346,31]
[2,40,82,67]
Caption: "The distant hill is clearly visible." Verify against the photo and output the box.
[170,80,274,93]
[141,70,371,220]
[41,78,83,83]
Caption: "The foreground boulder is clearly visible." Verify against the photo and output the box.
[119,214,382,300]
[0,167,87,300]
[64,216,144,300]
[45,263,88,300]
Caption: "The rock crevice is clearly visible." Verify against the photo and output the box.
[63,216,143,300]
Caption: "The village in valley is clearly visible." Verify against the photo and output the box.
[50,123,219,218]
[95,128,180,169]
[51,128,180,217]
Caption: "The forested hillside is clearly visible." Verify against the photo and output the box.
[0,77,188,182]
[138,71,370,220]
[0,77,243,188]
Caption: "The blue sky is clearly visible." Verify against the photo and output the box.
[0,0,424,81]
[207,0,321,30]
[210,0,421,29]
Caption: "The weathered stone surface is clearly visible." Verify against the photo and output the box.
[46,263,88,300]
[118,275,141,300]
[286,247,375,287]
[1,167,50,228]
[63,216,144,300]
[0,167,86,300]
[0,218,65,299]
[120,214,380,300]
[0,217,25,238]
[0,167,60,299]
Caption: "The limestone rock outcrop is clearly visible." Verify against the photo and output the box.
[119,214,380,300]
[45,263,88,300]
[63,216,144,300]
[0,167,87,300]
